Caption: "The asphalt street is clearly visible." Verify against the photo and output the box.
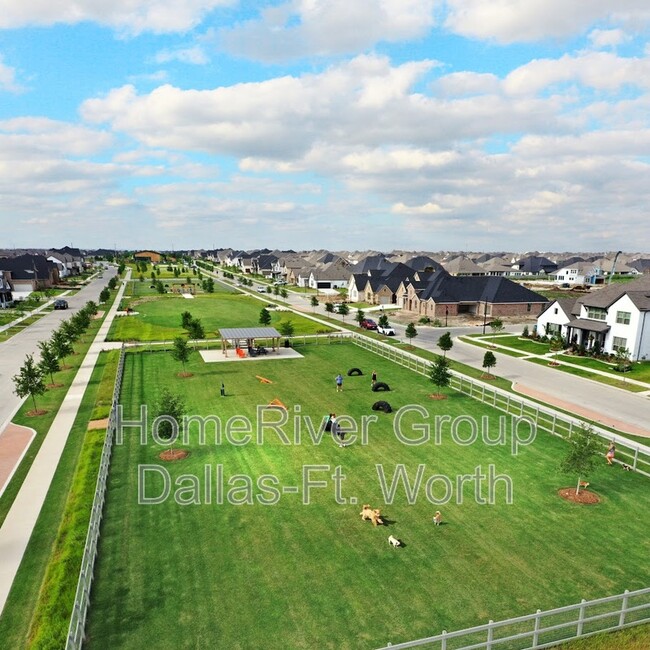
[0,266,118,431]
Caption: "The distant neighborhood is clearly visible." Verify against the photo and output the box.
[2,245,649,361]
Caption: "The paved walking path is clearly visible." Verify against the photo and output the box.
[0,270,129,615]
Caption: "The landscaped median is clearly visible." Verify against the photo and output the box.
[460,334,650,394]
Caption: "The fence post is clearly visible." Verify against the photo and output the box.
[633,448,639,470]
[551,413,556,436]
[532,609,541,648]
[441,629,447,650]
[577,599,586,636]
[506,394,510,415]
[620,589,630,626]
[486,620,494,649]
[568,421,573,438]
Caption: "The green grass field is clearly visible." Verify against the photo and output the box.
[108,293,335,341]
[85,343,650,649]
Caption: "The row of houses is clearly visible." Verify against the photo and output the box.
[0,247,86,307]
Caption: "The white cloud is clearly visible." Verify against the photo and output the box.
[155,46,209,65]
[0,55,24,93]
[0,0,234,35]
[588,28,630,48]
[443,0,650,43]
[220,0,436,61]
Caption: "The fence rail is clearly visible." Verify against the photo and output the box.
[375,587,650,649]
[66,345,126,650]
[349,333,650,477]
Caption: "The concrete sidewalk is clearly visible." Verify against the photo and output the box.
[0,270,129,615]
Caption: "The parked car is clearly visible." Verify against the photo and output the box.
[257,286,267,293]
[377,324,395,336]
[53,299,68,310]
[360,318,377,330]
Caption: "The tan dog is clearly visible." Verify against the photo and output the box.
[433,511,442,526]
[371,509,384,526]
[360,505,374,521]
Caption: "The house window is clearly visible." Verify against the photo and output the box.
[587,307,607,321]
[616,311,631,325]
[612,336,627,352]
[553,307,558,314]
[547,323,560,334]
[527,303,531,312]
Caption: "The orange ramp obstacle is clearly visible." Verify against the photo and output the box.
[267,398,287,409]
[256,375,273,384]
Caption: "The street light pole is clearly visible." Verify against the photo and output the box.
[482,301,488,335]
[445,306,448,327]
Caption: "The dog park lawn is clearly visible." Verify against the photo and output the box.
[108,293,334,341]
[85,343,650,650]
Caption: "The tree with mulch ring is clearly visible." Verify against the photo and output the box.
[13,354,48,416]
[429,354,450,400]
[159,449,190,461]
[559,424,600,499]
[405,322,418,349]
[155,388,187,458]
[481,350,497,379]
[171,336,193,377]
[557,487,600,505]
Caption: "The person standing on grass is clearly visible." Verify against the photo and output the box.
[606,441,616,465]
[371,369,377,388]
[335,373,343,392]
[220,382,226,397]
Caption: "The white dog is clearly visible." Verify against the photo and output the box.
[388,534,402,548]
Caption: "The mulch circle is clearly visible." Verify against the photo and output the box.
[47,383,64,389]
[480,374,496,380]
[159,449,190,461]
[26,409,48,417]
[429,394,447,400]
[177,371,194,378]
[548,362,561,367]
[558,488,600,504]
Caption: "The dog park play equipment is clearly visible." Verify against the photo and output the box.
[256,375,273,384]
[372,400,392,413]
[267,398,287,409]
[236,348,246,358]
[371,382,390,392]
[347,368,363,376]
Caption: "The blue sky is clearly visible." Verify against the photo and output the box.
[1,1,649,253]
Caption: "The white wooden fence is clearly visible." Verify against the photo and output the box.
[349,333,650,477]
[376,587,650,649]
[65,345,126,650]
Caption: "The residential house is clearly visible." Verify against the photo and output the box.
[441,255,486,277]
[550,261,605,286]
[536,275,650,360]
[134,250,162,264]
[308,260,350,290]
[511,255,558,276]
[400,272,547,320]
[630,259,650,275]
[252,254,280,279]
[0,254,59,294]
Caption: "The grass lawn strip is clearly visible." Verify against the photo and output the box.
[85,343,650,649]
[0,351,117,649]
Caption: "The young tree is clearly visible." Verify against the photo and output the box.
[38,340,60,385]
[259,308,272,326]
[155,389,186,442]
[280,288,288,300]
[560,426,600,495]
[489,318,504,335]
[549,333,564,363]
[437,331,453,358]
[60,319,81,345]
[279,320,295,338]
[429,355,451,397]
[338,303,349,322]
[324,302,334,316]
[186,318,205,342]
[51,329,74,368]
[355,308,366,326]
[155,280,165,294]
[171,336,192,375]
[482,350,497,377]
[405,322,418,346]
[378,313,389,328]
[85,300,98,316]
[273,285,280,296]
[13,354,46,413]
[181,311,193,329]
[99,287,110,303]
[108,277,118,290]
[204,278,215,293]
